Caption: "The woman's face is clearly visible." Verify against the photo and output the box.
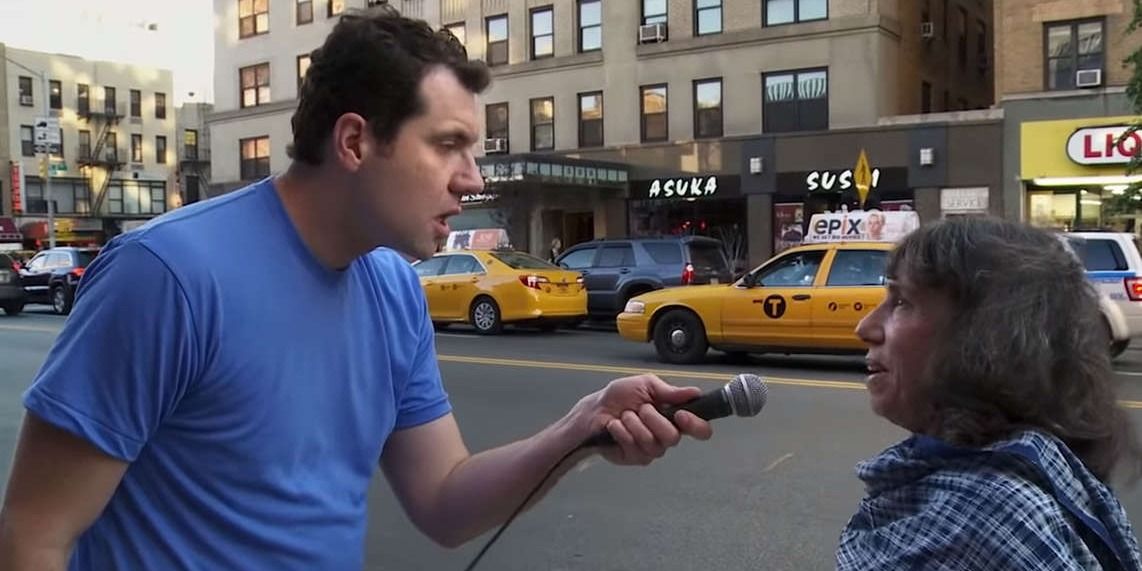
[855,273,952,433]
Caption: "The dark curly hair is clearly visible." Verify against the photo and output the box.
[889,216,1141,484]
[288,5,491,165]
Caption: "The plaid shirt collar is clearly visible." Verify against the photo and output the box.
[838,430,1142,570]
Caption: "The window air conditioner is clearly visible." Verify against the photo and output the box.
[639,22,667,44]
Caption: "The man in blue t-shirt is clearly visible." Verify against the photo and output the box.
[0,7,713,570]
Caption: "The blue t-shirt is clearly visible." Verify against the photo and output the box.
[22,178,452,570]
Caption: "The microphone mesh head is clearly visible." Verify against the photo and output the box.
[727,374,768,417]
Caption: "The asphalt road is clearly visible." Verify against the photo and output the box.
[4,309,1142,570]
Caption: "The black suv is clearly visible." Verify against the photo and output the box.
[555,236,732,317]
[20,247,99,315]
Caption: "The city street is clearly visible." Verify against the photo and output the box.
[4,309,1142,569]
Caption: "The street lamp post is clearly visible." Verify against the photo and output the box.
[6,58,55,249]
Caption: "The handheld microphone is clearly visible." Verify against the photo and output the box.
[583,373,769,448]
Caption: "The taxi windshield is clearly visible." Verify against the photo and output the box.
[490,251,559,270]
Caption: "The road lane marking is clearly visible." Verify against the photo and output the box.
[438,354,867,391]
[436,354,1142,410]
[762,453,794,473]
[0,324,61,334]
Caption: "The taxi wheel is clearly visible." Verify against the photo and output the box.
[653,309,708,364]
[470,297,503,335]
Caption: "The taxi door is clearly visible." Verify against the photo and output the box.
[811,248,889,349]
[434,254,486,320]
[413,256,451,321]
[720,249,825,347]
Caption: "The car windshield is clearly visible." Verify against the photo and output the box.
[490,251,559,270]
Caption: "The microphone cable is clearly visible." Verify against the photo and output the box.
[462,443,587,571]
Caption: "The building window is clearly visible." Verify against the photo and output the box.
[18,77,32,106]
[579,0,602,52]
[297,54,311,91]
[78,130,91,159]
[108,180,166,215]
[643,0,667,25]
[155,93,167,119]
[530,97,555,151]
[185,129,199,160]
[106,132,118,163]
[53,130,63,159]
[764,0,827,26]
[531,7,554,60]
[240,63,271,108]
[239,0,269,38]
[131,134,143,163]
[20,126,33,157]
[695,0,722,36]
[241,136,271,180]
[693,78,722,139]
[578,92,603,148]
[486,103,509,150]
[445,22,466,47]
[640,84,668,143]
[156,136,167,164]
[486,15,508,66]
[104,86,117,115]
[297,0,313,24]
[49,80,61,110]
[77,84,90,115]
[1044,19,1104,91]
[921,81,932,114]
[328,0,344,18]
[763,68,828,133]
[130,89,142,117]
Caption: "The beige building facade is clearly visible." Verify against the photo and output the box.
[208,0,994,261]
[0,46,177,247]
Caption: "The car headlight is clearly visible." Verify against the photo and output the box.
[624,300,645,314]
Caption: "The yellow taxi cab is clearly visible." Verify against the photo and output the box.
[616,210,919,363]
[412,247,587,335]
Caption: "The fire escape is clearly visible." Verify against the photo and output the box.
[76,97,125,216]
[180,139,210,205]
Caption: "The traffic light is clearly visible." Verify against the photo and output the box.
[38,156,47,178]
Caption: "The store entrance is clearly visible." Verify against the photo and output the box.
[563,212,594,248]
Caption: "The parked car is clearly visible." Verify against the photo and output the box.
[1061,231,1142,357]
[0,252,26,315]
[554,236,733,318]
[412,248,586,334]
[20,247,99,315]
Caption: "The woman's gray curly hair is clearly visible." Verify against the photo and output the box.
[888,216,1140,483]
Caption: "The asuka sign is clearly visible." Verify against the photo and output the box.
[630,175,741,200]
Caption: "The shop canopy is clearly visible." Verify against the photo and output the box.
[477,153,629,192]
[0,218,21,243]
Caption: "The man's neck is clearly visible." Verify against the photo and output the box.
[273,164,363,271]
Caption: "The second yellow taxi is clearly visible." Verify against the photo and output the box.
[617,241,894,364]
[413,248,587,334]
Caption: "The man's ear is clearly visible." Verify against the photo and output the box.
[330,113,368,171]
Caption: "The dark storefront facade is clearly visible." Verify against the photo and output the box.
[739,115,1004,265]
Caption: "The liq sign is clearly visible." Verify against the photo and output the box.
[1066,125,1142,166]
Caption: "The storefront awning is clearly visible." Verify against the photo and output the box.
[0,217,21,243]
[477,153,629,191]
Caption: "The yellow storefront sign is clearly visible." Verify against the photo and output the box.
[1021,116,1141,180]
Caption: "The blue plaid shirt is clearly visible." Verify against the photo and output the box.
[837,430,1142,570]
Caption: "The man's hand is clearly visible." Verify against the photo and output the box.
[572,374,713,466]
